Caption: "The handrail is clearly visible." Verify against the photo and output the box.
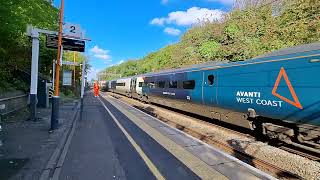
[0,94,28,102]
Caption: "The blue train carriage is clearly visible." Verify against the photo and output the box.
[143,43,320,150]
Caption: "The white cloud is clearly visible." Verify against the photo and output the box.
[118,60,124,64]
[150,7,225,26]
[87,67,100,81]
[94,54,111,60]
[161,0,169,5]
[164,27,181,36]
[89,45,111,60]
[207,0,235,5]
[90,45,108,54]
[150,18,166,26]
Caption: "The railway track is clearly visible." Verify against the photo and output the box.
[112,93,320,158]
[278,145,320,162]
[108,93,307,179]
[122,94,320,161]
[134,104,301,179]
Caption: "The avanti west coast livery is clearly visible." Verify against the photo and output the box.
[105,43,320,153]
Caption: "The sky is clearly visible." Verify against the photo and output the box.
[53,0,234,80]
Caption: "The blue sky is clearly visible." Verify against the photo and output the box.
[53,0,234,80]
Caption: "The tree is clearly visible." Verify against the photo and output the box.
[101,0,319,80]
[0,0,59,92]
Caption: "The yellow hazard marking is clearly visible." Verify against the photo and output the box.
[103,95,229,180]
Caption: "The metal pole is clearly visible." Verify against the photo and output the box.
[52,60,55,90]
[73,52,76,91]
[51,0,64,130]
[81,62,85,99]
[80,60,86,114]
[30,30,40,121]
[0,123,3,147]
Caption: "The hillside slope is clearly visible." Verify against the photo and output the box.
[101,0,319,80]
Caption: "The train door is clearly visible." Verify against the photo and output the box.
[202,70,217,105]
[130,78,137,93]
[168,74,177,97]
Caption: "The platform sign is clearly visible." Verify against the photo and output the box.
[62,70,72,86]
[63,23,82,39]
[46,35,85,52]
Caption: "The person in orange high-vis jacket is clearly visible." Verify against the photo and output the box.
[93,81,100,97]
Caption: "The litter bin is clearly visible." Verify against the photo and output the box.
[37,79,49,108]
[0,124,3,147]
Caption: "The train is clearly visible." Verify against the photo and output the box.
[104,43,320,153]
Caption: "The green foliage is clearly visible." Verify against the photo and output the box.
[98,0,320,80]
[0,0,59,92]
[63,51,86,64]
[224,22,240,40]
[199,41,221,60]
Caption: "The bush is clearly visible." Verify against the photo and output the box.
[100,0,320,80]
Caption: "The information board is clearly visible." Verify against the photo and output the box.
[63,71,72,86]
[46,35,85,52]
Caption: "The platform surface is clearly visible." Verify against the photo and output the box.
[57,93,275,180]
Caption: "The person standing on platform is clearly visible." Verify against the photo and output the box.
[93,81,100,97]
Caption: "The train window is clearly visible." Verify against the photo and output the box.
[208,75,214,85]
[148,82,155,88]
[116,82,125,86]
[183,80,195,89]
[158,81,165,88]
[169,81,177,88]
[138,82,143,87]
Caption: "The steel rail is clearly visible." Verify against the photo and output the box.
[0,94,28,102]
[279,146,320,162]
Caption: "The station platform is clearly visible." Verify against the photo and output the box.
[54,93,275,180]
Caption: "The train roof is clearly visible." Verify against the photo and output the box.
[253,42,320,59]
[141,61,227,76]
[107,42,320,80]
[142,42,320,77]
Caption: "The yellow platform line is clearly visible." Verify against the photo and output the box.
[103,95,228,180]
[98,97,165,180]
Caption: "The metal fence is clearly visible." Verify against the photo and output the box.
[0,94,28,122]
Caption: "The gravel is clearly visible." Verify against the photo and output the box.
[111,93,320,180]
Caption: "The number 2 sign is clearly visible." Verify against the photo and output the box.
[63,23,82,39]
